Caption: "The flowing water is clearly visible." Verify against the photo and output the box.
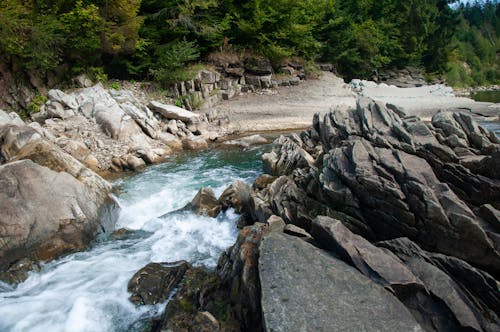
[0,146,268,332]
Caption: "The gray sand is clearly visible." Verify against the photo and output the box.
[214,73,499,133]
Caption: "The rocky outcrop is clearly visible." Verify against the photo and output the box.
[233,97,500,331]
[0,160,113,271]
[0,112,115,279]
[259,231,422,332]
[128,261,189,305]
[27,83,225,173]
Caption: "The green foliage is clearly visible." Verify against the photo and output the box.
[28,94,48,113]
[150,41,200,85]
[445,1,499,87]
[2,0,496,89]
[110,82,121,90]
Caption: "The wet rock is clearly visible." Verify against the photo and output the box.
[259,232,422,332]
[219,180,253,215]
[0,258,40,285]
[126,155,146,171]
[217,223,267,330]
[182,136,209,150]
[128,261,189,305]
[0,160,113,270]
[186,187,222,218]
[162,267,240,332]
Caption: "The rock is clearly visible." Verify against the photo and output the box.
[182,136,208,150]
[0,125,42,161]
[244,56,273,75]
[94,104,142,140]
[262,135,315,176]
[0,160,113,271]
[73,74,93,88]
[219,180,253,214]
[267,215,285,233]
[157,132,182,150]
[126,155,146,171]
[480,204,500,232]
[199,69,218,84]
[11,139,111,197]
[47,89,78,110]
[0,258,40,284]
[120,102,160,139]
[149,101,200,122]
[311,216,425,296]
[162,267,240,331]
[192,311,220,331]
[379,238,500,332]
[283,224,311,238]
[166,119,179,135]
[259,232,422,332]
[223,134,268,148]
[128,261,189,305]
[253,174,276,190]
[83,154,99,171]
[217,223,267,330]
[0,110,25,128]
[186,187,221,218]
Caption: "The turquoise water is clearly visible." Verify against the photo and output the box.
[0,145,269,332]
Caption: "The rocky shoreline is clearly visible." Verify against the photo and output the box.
[127,98,500,331]
[1,72,499,331]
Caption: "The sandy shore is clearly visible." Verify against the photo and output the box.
[215,72,499,132]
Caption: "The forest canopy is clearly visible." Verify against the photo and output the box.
[0,0,498,86]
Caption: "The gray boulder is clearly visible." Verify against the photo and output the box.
[259,232,422,332]
[0,160,113,271]
[149,101,200,122]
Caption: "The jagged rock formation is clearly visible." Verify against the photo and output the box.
[253,98,500,331]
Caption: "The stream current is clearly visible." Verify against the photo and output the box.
[0,146,267,332]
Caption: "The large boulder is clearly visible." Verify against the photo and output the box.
[128,261,189,305]
[0,160,113,271]
[259,232,422,332]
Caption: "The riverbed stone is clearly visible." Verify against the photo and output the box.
[128,261,189,305]
[259,232,422,332]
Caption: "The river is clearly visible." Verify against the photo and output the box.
[0,146,268,332]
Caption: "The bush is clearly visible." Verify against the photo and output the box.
[28,94,48,114]
[150,40,200,86]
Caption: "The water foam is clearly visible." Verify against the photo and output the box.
[0,147,264,331]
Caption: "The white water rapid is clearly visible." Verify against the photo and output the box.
[0,147,265,332]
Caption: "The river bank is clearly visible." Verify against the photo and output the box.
[1,71,499,331]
